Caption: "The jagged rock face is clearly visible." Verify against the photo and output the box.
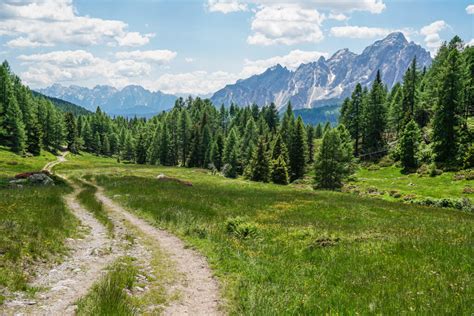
[211,32,432,110]
[38,84,177,116]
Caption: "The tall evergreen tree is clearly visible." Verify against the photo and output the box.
[64,112,78,153]
[314,128,354,190]
[289,116,307,181]
[249,137,270,182]
[398,119,421,171]
[362,70,387,156]
[432,48,464,165]
[340,83,364,155]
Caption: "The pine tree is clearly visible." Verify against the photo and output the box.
[0,65,25,153]
[210,132,224,170]
[160,123,172,166]
[64,112,78,153]
[135,131,147,164]
[289,116,307,181]
[93,131,102,155]
[432,48,464,165]
[361,70,387,156]
[223,128,239,177]
[280,102,295,149]
[314,128,354,190]
[148,124,161,165]
[271,133,289,166]
[398,119,421,171]
[249,137,270,182]
[306,125,315,163]
[102,134,111,157]
[340,83,363,155]
[271,155,289,185]
[178,110,191,165]
[314,123,323,139]
[401,57,418,123]
[388,83,404,135]
[121,133,135,162]
[265,102,279,132]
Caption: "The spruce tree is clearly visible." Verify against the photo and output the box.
[398,119,421,171]
[314,128,353,190]
[223,128,239,177]
[432,48,464,166]
[64,112,78,153]
[361,70,387,156]
[159,123,172,166]
[135,132,147,164]
[289,116,307,181]
[210,132,224,170]
[249,137,270,182]
[340,83,363,155]
[271,155,289,185]
[314,123,323,139]
[401,57,418,123]
[306,125,315,163]
[102,134,111,157]
[272,133,289,166]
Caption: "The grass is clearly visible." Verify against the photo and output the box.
[75,179,114,236]
[0,148,78,297]
[353,165,473,201]
[56,153,474,314]
[76,256,138,316]
[0,146,56,181]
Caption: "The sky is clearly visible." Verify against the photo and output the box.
[0,0,473,96]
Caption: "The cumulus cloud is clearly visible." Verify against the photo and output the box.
[18,50,163,87]
[247,4,325,46]
[149,71,239,95]
[466,4,474,14]
[241,50,328,77]
[0,0,153,48]
[328,13,348,21]
[207,0,248,13]
[420,20,448,54]
[115,50,177,63]
[467,39,474,46]
[330,26,392,39]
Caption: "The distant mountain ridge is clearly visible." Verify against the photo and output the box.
[38,84,178,116]
[211,32,432,110]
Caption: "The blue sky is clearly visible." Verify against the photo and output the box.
[0,0,473,95]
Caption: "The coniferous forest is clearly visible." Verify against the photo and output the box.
[1,36,473,190]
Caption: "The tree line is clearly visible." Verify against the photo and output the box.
[0,36,472,190]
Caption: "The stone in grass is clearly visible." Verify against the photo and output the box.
[27,173,55,186]
[156,174,193,187]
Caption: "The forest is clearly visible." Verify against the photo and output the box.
[0,36,473,189]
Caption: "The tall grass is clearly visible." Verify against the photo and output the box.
[76,257,138,315]
[75,180,114,236]
[95,171,473,314]
[0,185,77,294]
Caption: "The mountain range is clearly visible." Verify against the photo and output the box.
[38,32,431,116]
[210,32,431,110]
[38,84,177,116]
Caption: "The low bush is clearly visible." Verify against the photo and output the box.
[225,217,258,240]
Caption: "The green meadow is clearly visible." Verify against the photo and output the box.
[60,153,473,314]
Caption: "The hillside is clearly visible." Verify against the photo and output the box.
[32,91,91,116]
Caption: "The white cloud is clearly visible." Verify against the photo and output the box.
[149,71,239,95]
[328,13,348,21]
[185,57,195,63]
[467,39,474,46]
[247,4,325,46]
[466,4,474,14]
[0,0,153,48]
[241,50,328,77]
[420,20,448,54]
[330,26,392,39]
[207,0,248,13]
[115,50,177,63]
[18,50,152,87]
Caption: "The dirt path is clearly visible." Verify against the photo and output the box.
[94,186,222,316]
[2,154,122,315]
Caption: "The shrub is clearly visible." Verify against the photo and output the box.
[407,197,473,212]
[225,217,258,239]
[378,156,394,167]
[429,164,443,177]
